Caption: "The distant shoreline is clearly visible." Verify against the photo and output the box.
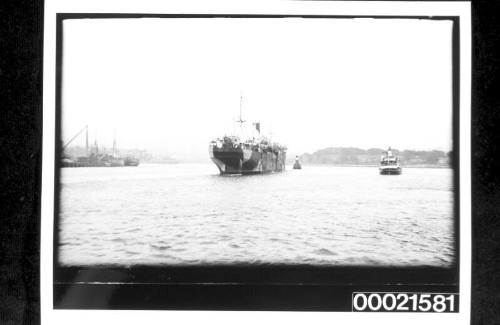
[293,163,451,169]
[138,162,451,169]
[292,146,452,169]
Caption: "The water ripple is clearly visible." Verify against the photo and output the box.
[59,164,454,267]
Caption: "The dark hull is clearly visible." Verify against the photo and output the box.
[210,146,286,175]
[379,167,402,175]
[124,158,140,166]
[61,159,108,168]
[62,156,139,168]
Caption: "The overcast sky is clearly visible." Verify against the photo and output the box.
[62,17,453,160]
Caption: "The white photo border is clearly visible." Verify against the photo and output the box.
[42,1,471,324]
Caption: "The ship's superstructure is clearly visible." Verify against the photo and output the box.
[209,96,286,175]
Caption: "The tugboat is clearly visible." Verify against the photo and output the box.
[379,147,402,175]
[209,95,286,175]
[293,155,302,169]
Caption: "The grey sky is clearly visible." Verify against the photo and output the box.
[62,18,453,160]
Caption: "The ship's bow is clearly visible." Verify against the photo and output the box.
[209,143,245,174]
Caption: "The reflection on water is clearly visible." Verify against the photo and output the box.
[59,163,454,266]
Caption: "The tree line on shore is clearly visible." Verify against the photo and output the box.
[293,147,452,166]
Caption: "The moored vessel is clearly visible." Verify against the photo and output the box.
[124,156,140,166]
[61,125,140,168]
[379,147,402,175]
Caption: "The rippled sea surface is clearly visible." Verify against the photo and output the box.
[59,163,454,267]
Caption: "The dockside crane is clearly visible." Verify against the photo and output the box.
[63,125,89,154]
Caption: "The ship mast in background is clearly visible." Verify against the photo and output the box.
[112,129,117,157]
[85,125,89,155]
[61,125,140,168]
[236,93,246,137]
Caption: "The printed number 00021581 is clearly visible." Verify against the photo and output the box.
[352,293,458,312]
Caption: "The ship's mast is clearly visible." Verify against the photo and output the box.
[236,93,246,138]
[85,125,89,155]
[237,94,246,128]
[112,129,117,157]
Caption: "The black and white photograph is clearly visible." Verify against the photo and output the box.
[41,1,471,324]
[58,16,456,267]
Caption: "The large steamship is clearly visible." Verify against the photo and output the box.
[209,96,287,175]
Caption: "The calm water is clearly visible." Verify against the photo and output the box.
[59,163,454,267]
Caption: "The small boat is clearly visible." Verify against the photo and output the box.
[293,155,302,169]
[124,156,140,166]
[61,157,82,167]
[379,147,402,175]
